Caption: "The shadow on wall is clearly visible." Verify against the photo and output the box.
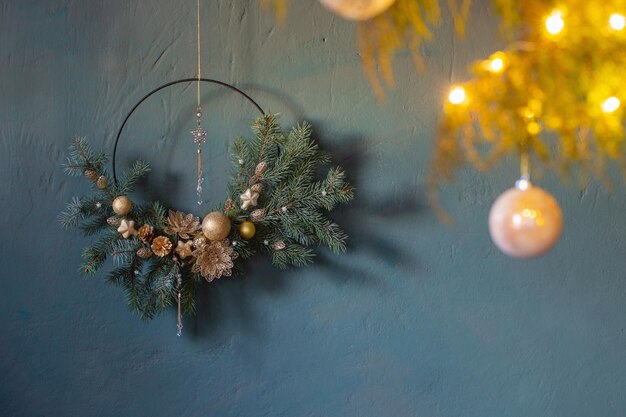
[186,123,424,341]
[116,84,424,340]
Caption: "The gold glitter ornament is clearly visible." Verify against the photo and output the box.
[192,239,238,282]
[192,233,207,248]
[202,212,231,241]
[250,208,266,222]
[151,236,173,257]
[136,247,153,259]
[112,196,132,216]
[117,219,136,239]
[164,210,201,239]
[137,224,154,243]
[175,240,194,259]
[238,221,256,240]
[84,170,98,180]
[96,175,108,189]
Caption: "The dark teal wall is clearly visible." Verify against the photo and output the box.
[2,1,626,416]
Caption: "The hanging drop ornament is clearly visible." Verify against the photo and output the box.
[192,107,207,206]
[488,179,563,259]
[176,271,183,337]
[318,0,396,21]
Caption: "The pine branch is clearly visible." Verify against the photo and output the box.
[81,230,120,275]
[63,137,107,176]
[112,160,150,195]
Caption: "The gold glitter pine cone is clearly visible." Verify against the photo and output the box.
[107,216,122,227]
[84,170,99,180]
[251,183,264,194]
[137,224,154,243]
[164,210,201,239]
[192,239,238,282]
[96,175,108,189]
[136,247,153,259]
[224,198,235,211]
[255,161,268,176]
[250,208,266,222]
[151,236,173,257]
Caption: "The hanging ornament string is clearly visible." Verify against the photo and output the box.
[191,0,207,208]
[517,142,530,190]
[180,0,207,337]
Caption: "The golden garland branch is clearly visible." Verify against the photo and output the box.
[430,0,626,221]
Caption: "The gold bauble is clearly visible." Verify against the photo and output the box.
[112,196,132,216]
[201,211,231,241]
[238,221,256,240]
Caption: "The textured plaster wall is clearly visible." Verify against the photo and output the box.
[2,1,626,416]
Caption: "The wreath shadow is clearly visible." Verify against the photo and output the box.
[185,131,424,341]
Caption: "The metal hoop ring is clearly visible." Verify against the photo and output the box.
[111,78,265,185]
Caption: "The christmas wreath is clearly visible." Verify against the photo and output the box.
[60,114,354,326]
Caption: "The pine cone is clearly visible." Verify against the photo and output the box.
[250,208,266,222]
[192,239,238,282]
[151,236,172,257]
[96,175,108,189]
[107,216,122,227]
[273,240,286,251]
[255,161,267,176]
[136,247,153,259]
[84,170,98,180]
[224,199,235,211]
[164,210,201,239]
[251,183,264,194]
[137,224,154,243]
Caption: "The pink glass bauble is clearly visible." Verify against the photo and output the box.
[318,0,396,21]
[488,182,563,258]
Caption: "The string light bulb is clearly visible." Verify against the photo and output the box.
[602,96,620,113]
[448,86,466,105]
[546,10,565,35]
[609,13,626,31]
[488,52,506,73]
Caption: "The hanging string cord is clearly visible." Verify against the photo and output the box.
[520,151,529,180]
[197,0,201,109]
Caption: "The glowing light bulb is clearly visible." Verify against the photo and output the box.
[488,54,505,73]
[610,13,626,30]
[602,96,620,113]
[448,86,466,105]
[546,10,565,35]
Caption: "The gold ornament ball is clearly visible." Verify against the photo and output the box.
[202,211,231,241]
[488,182,563,259]
[112,196,132,216]
[238,221,256,240]
[318,0,396,21]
